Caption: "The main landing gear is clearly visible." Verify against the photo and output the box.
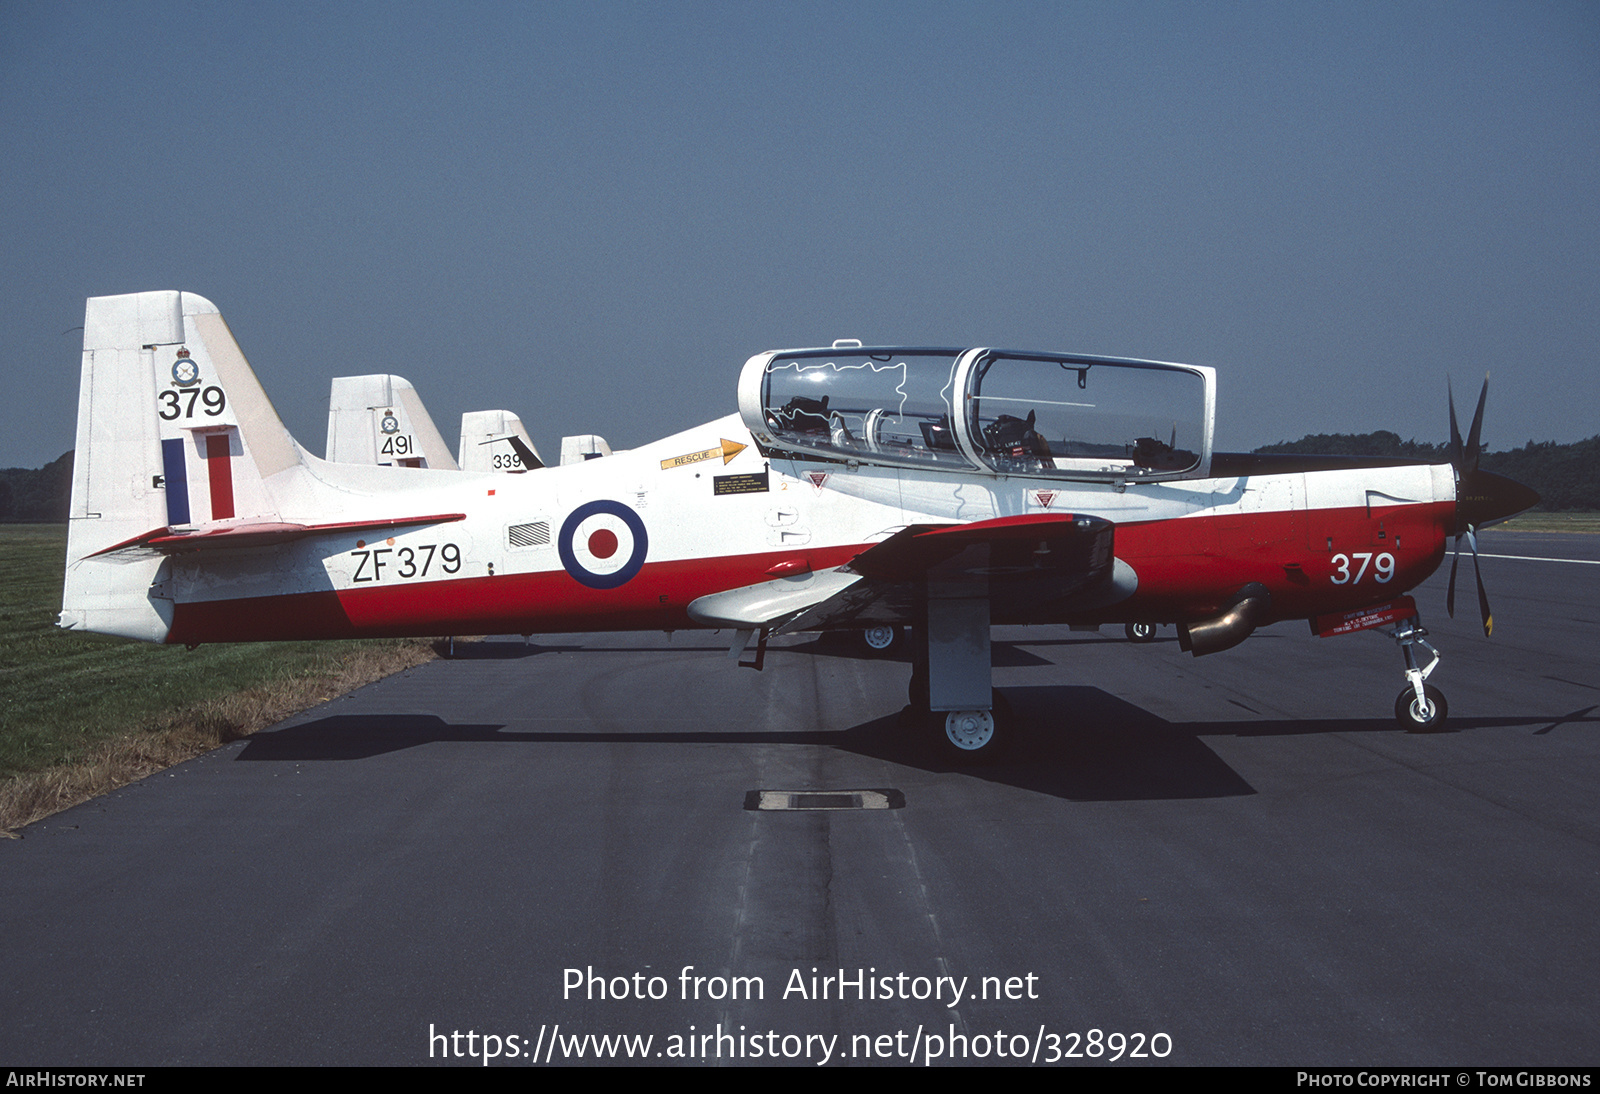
[1389,615,1447,732]
[905,669,1013,763]
[904,597,1012,764]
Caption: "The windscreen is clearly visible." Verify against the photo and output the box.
[968,354,1206,478]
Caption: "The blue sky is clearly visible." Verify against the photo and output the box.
[3,0,1596,468]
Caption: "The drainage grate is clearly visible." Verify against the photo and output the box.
[744,789,905,811]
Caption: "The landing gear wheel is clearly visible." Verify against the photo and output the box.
[1125,621,1157,643]
[1395,684,1448,732]
[935,690,1012,764]
[861,625,901,656]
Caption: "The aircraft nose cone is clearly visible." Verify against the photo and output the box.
[1458,469,1541,531]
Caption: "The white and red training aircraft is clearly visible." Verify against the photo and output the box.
[59,291,1538,760]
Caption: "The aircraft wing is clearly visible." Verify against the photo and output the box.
[87,513,467,559]
[688,513,1128,633]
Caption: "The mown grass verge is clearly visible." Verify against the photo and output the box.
[0,526,436,832]
[1494,511,1600,533]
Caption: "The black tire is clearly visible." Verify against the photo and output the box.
[1395,684,1448,732]
[907,660,929,711]
[934,689,1013,764]
[860,625,901,656]
[1125,621,1157,643]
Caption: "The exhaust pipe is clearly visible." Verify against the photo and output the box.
[1178,582,1273,657]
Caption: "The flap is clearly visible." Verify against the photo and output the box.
[687,568,863,629]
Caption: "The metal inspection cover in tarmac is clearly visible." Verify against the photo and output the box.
[3,530,1597,1066]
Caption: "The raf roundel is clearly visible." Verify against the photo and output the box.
[558,500,649,589]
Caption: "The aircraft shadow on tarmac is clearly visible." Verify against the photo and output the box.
[233,687,1600,799]
[231,686,1595,801]
[434,639,725,659]
[430,636,1055,667]
[231,701,1251,801]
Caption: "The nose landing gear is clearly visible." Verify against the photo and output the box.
[1389,615,1447,732]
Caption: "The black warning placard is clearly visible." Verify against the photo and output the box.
[713,472,770,496]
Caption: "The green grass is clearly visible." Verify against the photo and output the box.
[1493,511,1600,533]
[0,525,425,782]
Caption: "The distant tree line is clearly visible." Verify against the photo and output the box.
[1254,432,1600,510]
[0,452,72,522]
[2,435,1595,521]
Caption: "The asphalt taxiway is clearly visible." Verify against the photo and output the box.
[3,530,1597,1066]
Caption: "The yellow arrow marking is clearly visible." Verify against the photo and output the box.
[660,438,748,470]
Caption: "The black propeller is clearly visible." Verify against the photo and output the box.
[1445,374,1541,636]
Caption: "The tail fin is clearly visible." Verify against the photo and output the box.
[560,434,614,465]
[62,290,307,639]
[326,374,458,470]
[458,409,542,472]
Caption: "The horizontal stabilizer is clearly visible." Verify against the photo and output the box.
[90,513,467,558]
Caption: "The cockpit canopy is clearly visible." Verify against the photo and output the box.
[737,345,1215,482]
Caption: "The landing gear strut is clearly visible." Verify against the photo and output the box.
[905,595,1012,763]
[1388,615,1447,731]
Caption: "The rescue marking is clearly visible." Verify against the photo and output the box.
[558,500,648,589]
[659,438,747,470]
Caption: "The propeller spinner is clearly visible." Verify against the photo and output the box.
[1446,375,1541,636]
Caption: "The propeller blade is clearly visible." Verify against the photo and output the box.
[1466,527,1492,637]
[1447,536,1460,618]
[1463,373,1488,475]
[1448,378,1463,470]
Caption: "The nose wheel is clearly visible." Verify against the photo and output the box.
[1395,684,1448,731]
